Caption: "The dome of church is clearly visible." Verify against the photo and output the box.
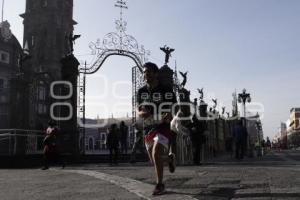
[0,20,22,49]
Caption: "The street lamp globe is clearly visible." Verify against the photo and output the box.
[238,96,242,103]
[247,96,251,103]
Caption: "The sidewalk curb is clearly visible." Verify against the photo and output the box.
[58,169,198,200]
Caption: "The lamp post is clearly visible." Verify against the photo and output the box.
[238,88,251,156]
[238,88,251,119]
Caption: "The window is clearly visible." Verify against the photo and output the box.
[0,105,8,114]
[42,0,48,7]
[31,36,35,46]
[0,51,9,64]
[38,103,47,114]
[37,86,46,100]
[6,79,10,88]
[0,95,7,103]
[57,1,63,9]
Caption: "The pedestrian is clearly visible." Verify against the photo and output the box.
[225,136,234,158]
[255,140,262,157]
[266,137,271,153]
[119,121,128,154]
[130,123,145,163]
[137,62,177,195]
[42,120,65,170]
[261,139,266,156]
[232,119,248,160]
[107,123,119,165]
[278,142,283,152]
[190,115,206,165]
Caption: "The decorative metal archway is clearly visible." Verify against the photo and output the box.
[77,0,149,153]
[82,34,149,74]
[79,0,149,74]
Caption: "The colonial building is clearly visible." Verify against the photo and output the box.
[1,0,81,155]
[287,108,300,147]
[82,117,134,154]
[0,21,23,129]
[19,0,77,130]
[280,122,287,148]
[246,114,263,154]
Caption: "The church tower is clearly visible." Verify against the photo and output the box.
[19,0,78,130]
[18,0,80,155]
[20,0,76,77]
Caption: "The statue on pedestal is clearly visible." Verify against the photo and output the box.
[160,45,174,65]
[212,99,217,109]
[68,33,81,54]
[222,107,225,115]
[179,71,188,88]
[197,88,204,102]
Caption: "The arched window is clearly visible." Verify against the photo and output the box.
[0,51,9,64]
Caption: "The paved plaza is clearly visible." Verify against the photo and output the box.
[1,150,300,200]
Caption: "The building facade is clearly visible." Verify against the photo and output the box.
[280,122,287,148]
[287,108,300,147]
[20,0,77,130]
[82,117,134,154]
[0,21,23,129]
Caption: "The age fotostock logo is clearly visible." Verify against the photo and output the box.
[50,81,73,121]
[49,79,265,128]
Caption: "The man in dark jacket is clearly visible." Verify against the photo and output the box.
[119,121,128,154]
[233,119,248,160]
[107,123,120,165]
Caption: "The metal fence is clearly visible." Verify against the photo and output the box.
[0,129,44,156]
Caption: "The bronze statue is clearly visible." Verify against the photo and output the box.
[222,107,225,115]
[179,71,188,88]
[212,99,217,109]
[226,112,230,118]
[193,98,198,106]
[197,88,204,101]
[160,45,174,64]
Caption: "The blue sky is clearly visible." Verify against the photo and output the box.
[3,0,300,139]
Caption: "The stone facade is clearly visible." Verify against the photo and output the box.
[20,0,77,130]
[0,21,23,129]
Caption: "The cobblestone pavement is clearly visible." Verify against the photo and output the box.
[0,150,300,200]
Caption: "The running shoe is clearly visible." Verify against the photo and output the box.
[168,153,176,173]
[152,183,165,195]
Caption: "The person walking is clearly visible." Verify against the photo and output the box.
[42,120,65,170]
[137,62,176,195]
[107,124,120,165]
[233,119,248,160]
[119,121,128,155]
[266,137,271,153]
